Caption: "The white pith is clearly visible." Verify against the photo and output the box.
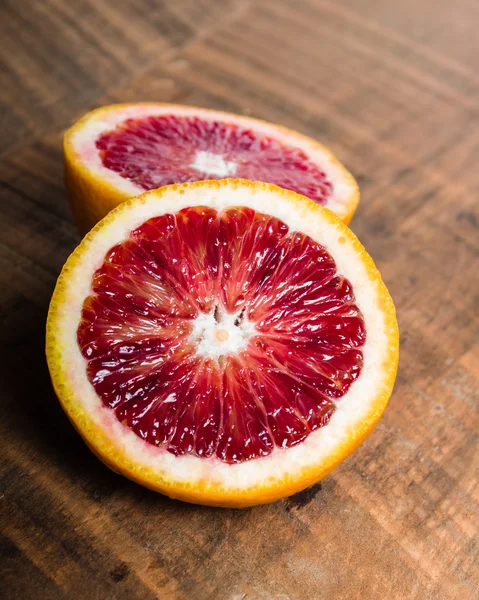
[191,151,237,178]
[71,104,356,220]
[191,309,255,359]
[54,183,392,490]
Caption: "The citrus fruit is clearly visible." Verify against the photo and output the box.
[64,103,359,234]
[46,180,398,507]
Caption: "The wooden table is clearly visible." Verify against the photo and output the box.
[1,1,478,598]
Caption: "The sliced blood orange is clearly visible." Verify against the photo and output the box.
[64,103,359,234]
[46,180,398,507]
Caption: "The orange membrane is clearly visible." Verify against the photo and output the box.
[78,206,365,463]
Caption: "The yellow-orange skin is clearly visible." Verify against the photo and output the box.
[46,180,398,508]
[64,103,360,235]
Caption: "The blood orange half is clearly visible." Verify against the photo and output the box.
[46,180,398,507]
[64,103,359,234]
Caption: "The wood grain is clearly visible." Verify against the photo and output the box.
[0,0,247,156]
[1,0,478,598]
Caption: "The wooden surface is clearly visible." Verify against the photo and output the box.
[1,0,478,598]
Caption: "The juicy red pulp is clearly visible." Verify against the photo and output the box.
[96,115,333,205]
[78,207,365,463]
